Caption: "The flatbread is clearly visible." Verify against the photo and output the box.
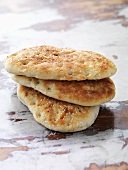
[13,75,115,106]
[4,45,117,80]
[17,85,100,132]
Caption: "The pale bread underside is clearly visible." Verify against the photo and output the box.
[17,85,100,132]
[13,75,115,106]
[5,45,117,80]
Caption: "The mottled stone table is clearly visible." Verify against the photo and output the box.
[0,0,128,169]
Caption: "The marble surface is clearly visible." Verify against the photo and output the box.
[0,0,128,169]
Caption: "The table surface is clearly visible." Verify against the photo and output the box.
[0,0,128,169]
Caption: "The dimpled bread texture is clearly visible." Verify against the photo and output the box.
[4,45,117,80]
[13,75,115,106]
[17,85,100,132]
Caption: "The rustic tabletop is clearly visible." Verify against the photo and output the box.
[0,0,128,170]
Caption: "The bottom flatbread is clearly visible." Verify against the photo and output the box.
[17,85,100,132]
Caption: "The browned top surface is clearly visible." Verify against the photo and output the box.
[5,45,117,80]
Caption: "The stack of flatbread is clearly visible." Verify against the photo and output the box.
[4,45,117,132]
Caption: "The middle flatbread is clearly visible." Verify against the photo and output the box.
[13,75,115,106]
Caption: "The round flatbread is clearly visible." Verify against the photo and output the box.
[13,75,115,106]
[4,45,117,80]
[17,85,100,132]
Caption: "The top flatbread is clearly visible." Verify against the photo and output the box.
[4,45,117,80]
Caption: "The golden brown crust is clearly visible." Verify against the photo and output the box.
[17,85,100,132]
[13,75,115,106]
[4,45,117,80]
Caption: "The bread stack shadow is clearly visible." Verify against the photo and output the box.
[4,45,117,132]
